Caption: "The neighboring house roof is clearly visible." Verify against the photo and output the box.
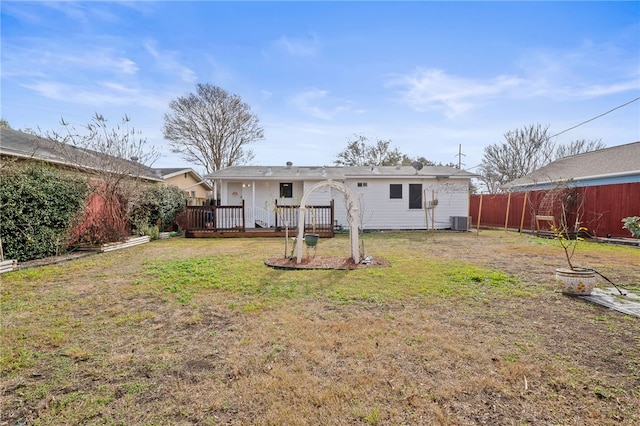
[504,141,640,191]
[154,168,191,178]
[154,168,213,191]
[206,163,477,181]
[1,127,163,182]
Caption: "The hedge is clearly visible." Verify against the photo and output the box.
[0,163,89,262]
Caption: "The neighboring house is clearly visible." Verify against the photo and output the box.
[0,127,163,183]
[1,127,166,244]
[206,161,476,231]
[154,168,213,206]
[470,142,640,238]
[0,127,210,237]
[503,141,640,191]
[0,129,214,197]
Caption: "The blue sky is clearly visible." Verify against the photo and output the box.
[2,1,639,173]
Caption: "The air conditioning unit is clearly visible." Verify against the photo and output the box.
[450,216,469,231]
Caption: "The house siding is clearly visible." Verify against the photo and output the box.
[164,173,209,206]
[211,165,474,231]
[331,178,470,230]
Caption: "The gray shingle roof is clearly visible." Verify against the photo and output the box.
[206,164,476,180]
[505,141,640,189]
[154,168,190,176]
[1,127,162,181]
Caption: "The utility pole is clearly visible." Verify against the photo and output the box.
[456,144,466,169]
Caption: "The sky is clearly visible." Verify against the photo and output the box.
[2,1,639,174]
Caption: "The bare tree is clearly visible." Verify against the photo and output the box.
[163,84,264,174]
[41,113,159,243]
[479,123,609,193]
[479,123,555,193]
[554,138,605,159]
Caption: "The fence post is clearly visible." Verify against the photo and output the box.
[476,194,483,236]
[242,199,246,231]
[519,192,528,233]
[504,192,512,231]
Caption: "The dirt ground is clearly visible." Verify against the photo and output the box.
[2,230,639,425]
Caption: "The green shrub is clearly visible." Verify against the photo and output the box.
[622,216,640,238]
[130,185,186,234]
[137,224,160,240]
[0,163,89,261]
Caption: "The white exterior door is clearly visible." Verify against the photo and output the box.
[228,182,243,205]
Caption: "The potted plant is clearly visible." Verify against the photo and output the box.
[551,186,596,295]
[304,234,319,247]
[553,224,597,295]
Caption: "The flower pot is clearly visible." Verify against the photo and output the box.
[555,267,596,295]
[304,234,319,247]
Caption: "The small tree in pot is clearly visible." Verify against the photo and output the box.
[550,185,597,295]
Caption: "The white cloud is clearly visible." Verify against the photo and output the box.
[289,88,352,120]
[2,42,138,77]
[144,40,197,84]
[23,80,167,110]
[389,68,523,118]
[291,88,330,119]
[99,81,139,95]
[390,54,639,118]
[273,34,321,57]
[515,42,640,99]
[260,90,273,100]
[579,81,640,97]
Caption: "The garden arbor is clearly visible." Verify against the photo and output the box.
[296,180,360,264]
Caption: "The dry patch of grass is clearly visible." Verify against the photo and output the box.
[1,231,639,425]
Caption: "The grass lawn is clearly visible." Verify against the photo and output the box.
[1,230,639,425]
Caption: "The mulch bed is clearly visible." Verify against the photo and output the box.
[265,256,390,270]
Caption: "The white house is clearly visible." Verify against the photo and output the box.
[206,162,476,231]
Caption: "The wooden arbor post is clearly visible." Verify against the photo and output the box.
[296,180,360,264]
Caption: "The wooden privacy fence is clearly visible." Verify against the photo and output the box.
[470,182,640,238]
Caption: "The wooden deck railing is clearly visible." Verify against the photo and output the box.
[275,200,334,234]
[181,200,245,233]
[180,199,335,237]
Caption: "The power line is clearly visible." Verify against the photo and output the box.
[453,96,640,175]
[548,96,640,140]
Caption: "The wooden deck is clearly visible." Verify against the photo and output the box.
[180,201,335,238]
[185,228,334,238]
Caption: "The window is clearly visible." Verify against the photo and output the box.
[280,182,293,198]
[357,182,368,188]
[409,184,422,209]
[389,184,402,199]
